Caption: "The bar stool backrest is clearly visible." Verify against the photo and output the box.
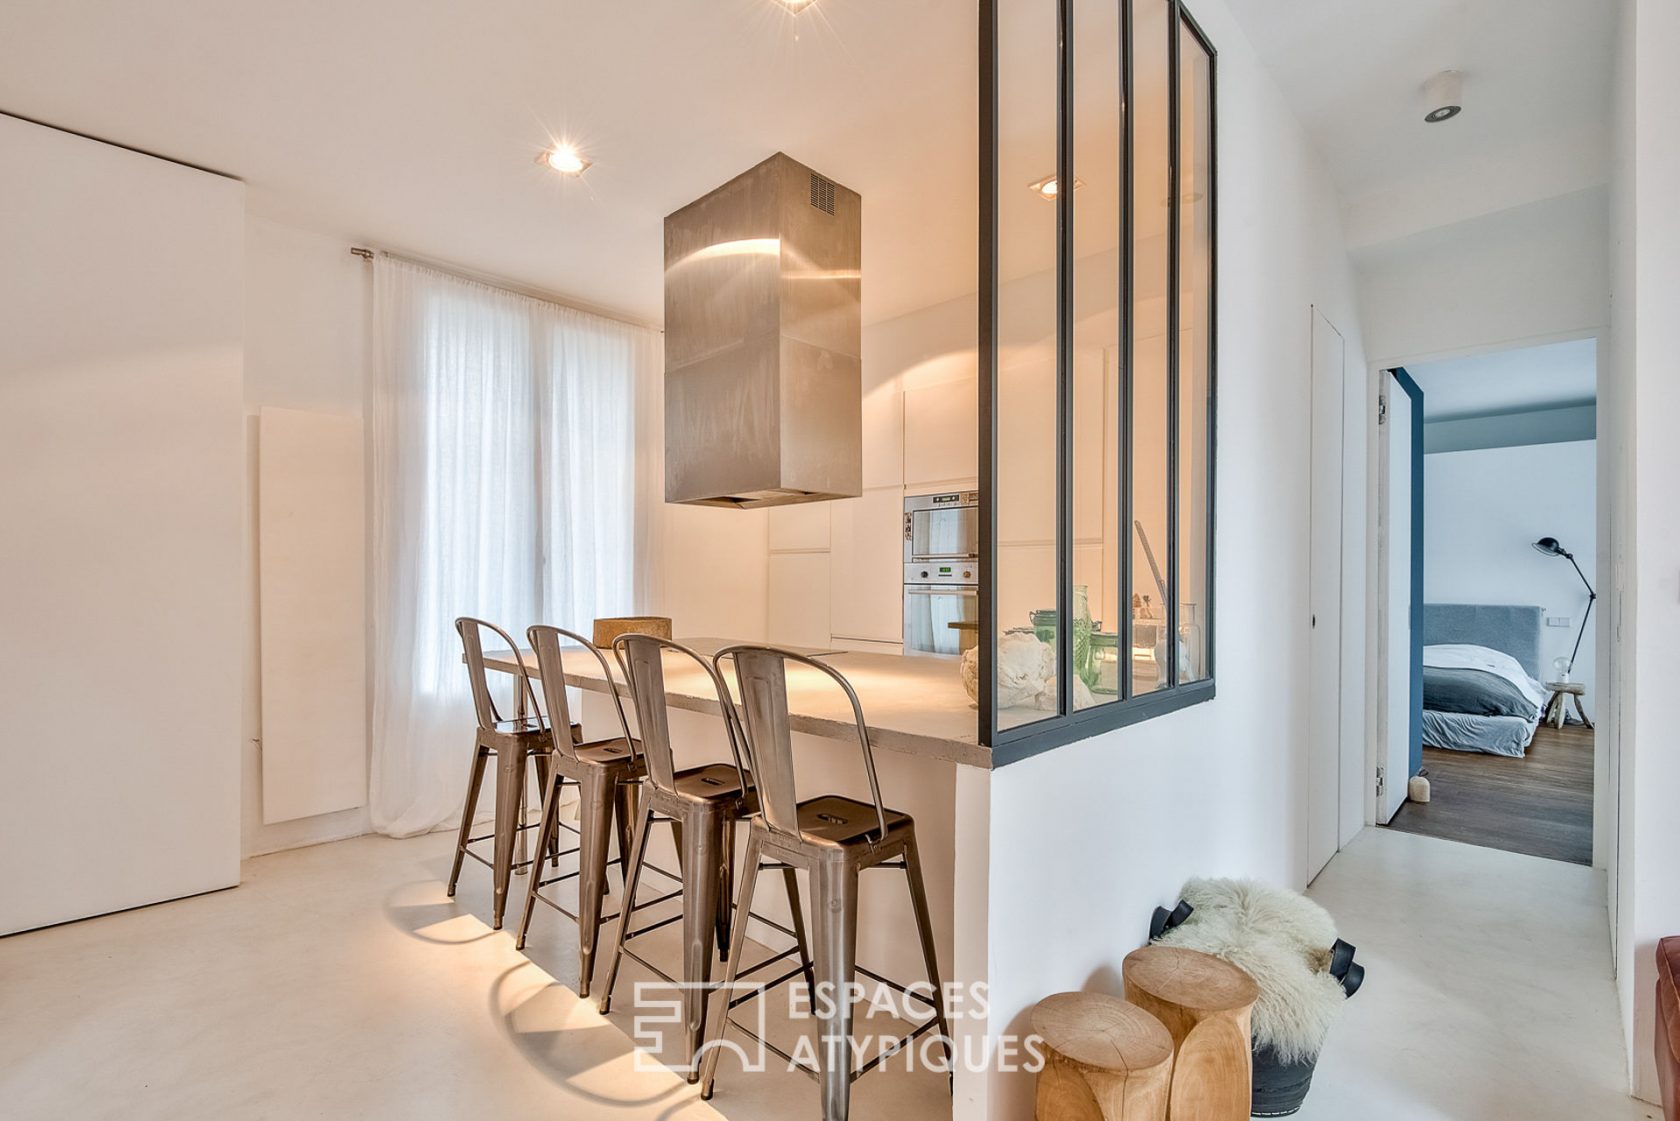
[526,625,638,763]
[613,634,753,798]
[715,645,889,844]
[455,616,535,733]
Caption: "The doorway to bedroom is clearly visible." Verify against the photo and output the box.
[1376,337,1599,866]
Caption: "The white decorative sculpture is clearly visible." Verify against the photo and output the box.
[961,632,1096,712]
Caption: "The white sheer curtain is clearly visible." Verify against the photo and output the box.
[368,256,660,837]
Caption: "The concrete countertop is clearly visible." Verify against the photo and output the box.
[479,637,989,769]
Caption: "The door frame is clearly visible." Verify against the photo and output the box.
[1369,367,1422,823]
[1395,369,1425,785]
[1362,329,1614,891]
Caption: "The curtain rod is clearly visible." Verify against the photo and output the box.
[349,244,662,334]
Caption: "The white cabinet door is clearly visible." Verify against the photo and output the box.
[768,553,833,649]
[862,365,906,490]
[904,376,979,486]
[768,501,832,552]
[830,487,906,643]
[1307,310,1346,876]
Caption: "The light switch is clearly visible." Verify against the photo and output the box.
[1546,616,1571,628]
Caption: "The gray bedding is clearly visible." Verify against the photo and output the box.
[1422,710,1539,759]
[1422,666,1539,719]
[1421,605,1547,757]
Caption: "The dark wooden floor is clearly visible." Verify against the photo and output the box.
[1387,722,1594,865]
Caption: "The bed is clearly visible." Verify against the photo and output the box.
[1420,603,1547,757]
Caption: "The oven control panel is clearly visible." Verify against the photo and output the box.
[904,562,976,585]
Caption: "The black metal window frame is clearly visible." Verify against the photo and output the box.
[979,0,1219,766]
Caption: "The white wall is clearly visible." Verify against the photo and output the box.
[1612,0,1680,1102]
[1423,441,1598,714]
[0,115,245,931]
[1356,187,1610,367]
[975,0,1371,1110]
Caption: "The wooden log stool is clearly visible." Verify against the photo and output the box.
[1031,992,1174,1121]
[1122,945,1260,1121]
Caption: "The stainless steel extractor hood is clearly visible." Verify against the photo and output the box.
[664,152,862,508]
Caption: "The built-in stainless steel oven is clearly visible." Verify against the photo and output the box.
[903,492,979,656]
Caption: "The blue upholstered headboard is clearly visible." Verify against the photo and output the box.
[1422,603,1545,679]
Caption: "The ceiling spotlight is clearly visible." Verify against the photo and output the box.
[1422,70,1463,123]
[779,0,819,10]
[1030,173,1085,200]
[538,144,591,175]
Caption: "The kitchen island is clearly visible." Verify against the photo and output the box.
[480,637,989,768]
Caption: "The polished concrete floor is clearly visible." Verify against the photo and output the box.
[0,828,946,1121]
[0,826,1653,1120]
[1299,827,1653,1121]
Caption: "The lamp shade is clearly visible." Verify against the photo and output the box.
[1532,537,1567,557]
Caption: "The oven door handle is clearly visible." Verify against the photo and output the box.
[904,586,978,596]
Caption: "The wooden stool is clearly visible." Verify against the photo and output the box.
[1032,992,1173,1121]
[1122,946,1259,1121]
[1543,681,1592,729]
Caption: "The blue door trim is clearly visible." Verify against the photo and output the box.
[1392,368,1425,778]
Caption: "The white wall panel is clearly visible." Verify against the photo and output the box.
[258,407,368,824]
[0,115,244,933]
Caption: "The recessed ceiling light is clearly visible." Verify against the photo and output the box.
[538,144,591,175]
[1029,173,1084,200]
[779,0,819,10]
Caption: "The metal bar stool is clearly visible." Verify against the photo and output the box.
[448,617,578,930]
[700,645,953,1121]
[597,635,815,1083]
[514,625,669,998]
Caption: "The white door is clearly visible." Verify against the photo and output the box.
[1307,310,1346,878]
[0,117,245,933]
[1378,373,1417,823]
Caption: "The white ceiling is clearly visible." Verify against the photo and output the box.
[0,0,978,327]
[1407,337,1596,420]
[1220,0,1615,238]
[2,1,1618,327]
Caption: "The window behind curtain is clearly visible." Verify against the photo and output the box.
[369,256,658,836]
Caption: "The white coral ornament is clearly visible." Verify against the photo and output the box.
[960,631,1097,712]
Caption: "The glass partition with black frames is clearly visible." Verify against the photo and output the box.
[980,0,1216,762]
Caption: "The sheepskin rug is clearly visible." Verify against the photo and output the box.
[1153,878,1348,1063]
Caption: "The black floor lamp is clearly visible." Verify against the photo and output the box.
[1532,536,1596,677]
